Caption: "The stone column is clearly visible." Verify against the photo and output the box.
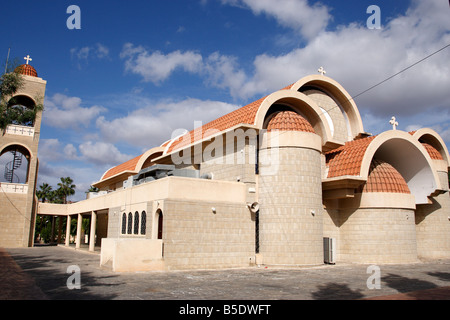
[65,215,71,246]
[89,211,97,252]
[50,216,56,244]
[57,217,63,244]
[76,213,82,249]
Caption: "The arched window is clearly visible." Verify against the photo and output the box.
[141,211,146,235]
[133,211,139,235]
[0,145,31,184]
[6,95,38,127]
[121,213,127,234]
[127,212,132,234]
[157,210,163,240]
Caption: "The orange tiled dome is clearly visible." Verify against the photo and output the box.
[266,111,315,133]
[359,159,410,194]
[14,64,38,77]
[421,142,444,160]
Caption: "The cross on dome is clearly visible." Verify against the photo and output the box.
[389,116,398,130]
[318,66,326,76]
[24,55,32,65]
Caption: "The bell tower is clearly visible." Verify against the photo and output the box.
[0,55,46,247]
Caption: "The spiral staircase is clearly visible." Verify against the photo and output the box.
[4,150,23,183]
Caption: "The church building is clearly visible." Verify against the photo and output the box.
[2,60,449,272]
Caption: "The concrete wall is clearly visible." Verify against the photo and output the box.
[101,238,164,272]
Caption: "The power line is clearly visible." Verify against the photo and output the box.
[349,42,450,103]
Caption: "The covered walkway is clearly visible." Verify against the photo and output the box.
[35,204,108,253]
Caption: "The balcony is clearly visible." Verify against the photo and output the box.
[0,182,29,194]
[5,124,35,137]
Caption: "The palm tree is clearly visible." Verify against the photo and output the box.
[36,183,52,203]
[57,177,76,204]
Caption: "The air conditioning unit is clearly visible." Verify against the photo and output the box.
[323,237,336,264]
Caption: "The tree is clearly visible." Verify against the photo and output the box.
[36,183,53,203]
[57,177,76,204]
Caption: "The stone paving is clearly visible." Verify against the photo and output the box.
[2,246,450,301]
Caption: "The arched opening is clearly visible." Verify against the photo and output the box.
[140,211,147,235]
[121,213,127,235]
[290,75,365,139]
[299,86,348,141]
[412,129,450,166]
[127,212,132,234]
[133,211,139,235]
[361,132,441,204]
[6,95,38,127]
[0,145,31,184]
[157,210,163,240]
[254,91,333,148]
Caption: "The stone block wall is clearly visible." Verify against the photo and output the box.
[0,193,33,247]
[338,208,418,263]
[162,199,255,270]
[258,146,324,265]
[415,171,450,259]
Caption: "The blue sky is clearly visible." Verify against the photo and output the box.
[1,0,449,201]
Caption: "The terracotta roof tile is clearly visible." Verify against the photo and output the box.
[281,83,295,90]
[267,111,315,133]
[14,64,38,77]
[421,142,443,160]
[358,159,410,194]
[102,154,143,180]
[325,135,376,178]
[167,96,266,153]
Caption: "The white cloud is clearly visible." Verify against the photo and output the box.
[222,0,331,40]
[211,0,450,119]
[44,93,106,129]
[38,139,64,162]
[96,97,239,148]
[120,43,203,84]
[202,52,248,99]
[63,144,78,159]
[95,43,110,59]
[38,139,79,163]
[122,1,450,121]
[70,43,110,61]
[78,141,132,166]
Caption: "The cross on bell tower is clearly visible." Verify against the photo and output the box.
[390,116,399,130]
[24,55,32,65]
[318,66,326,76]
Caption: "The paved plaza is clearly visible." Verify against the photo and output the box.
[1,246,450,301]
